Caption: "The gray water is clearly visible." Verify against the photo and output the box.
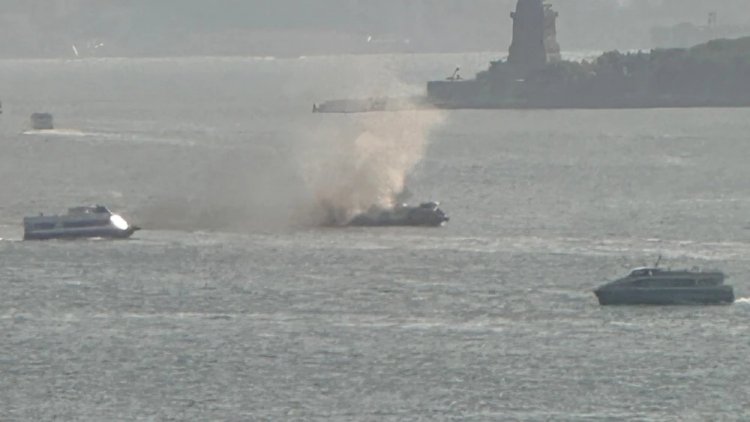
[1,54,749,421]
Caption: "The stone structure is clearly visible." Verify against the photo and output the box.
[508,0,546,70]
[507,0,560,67]
[543,3,561,62]
[424,1,750,111]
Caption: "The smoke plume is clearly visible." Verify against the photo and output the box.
[302,108,445,225]
[134,106,444,232]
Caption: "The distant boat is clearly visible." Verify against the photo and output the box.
[23,205,140,240]
[312,96,429,113]
[346,202,450,227]
[594,266,734,305]
[30,113,54,130]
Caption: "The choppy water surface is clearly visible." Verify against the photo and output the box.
[1,55,749,421]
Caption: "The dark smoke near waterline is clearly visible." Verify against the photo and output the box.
[135,146,314,232]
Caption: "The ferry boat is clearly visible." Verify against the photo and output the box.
[347,202,449,227]
[594,266,734,305]
[23,205,140,240]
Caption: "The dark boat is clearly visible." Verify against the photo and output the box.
[347,202,449,227]
[30,112,54,130]
[594,266,734,305]
[23,205,140,240]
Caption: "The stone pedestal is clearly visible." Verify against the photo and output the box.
[508,0,547,70]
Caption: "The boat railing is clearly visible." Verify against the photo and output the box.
[67,205,112,215]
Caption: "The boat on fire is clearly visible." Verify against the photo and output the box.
[23,205,140,240]
[347,201,449,227]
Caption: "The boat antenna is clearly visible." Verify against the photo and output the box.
[654,254,662,268]
[447,67,461,81]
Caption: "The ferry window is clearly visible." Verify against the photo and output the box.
[63,220,107,228]
[662,279,696,287]
[33,223,56,230]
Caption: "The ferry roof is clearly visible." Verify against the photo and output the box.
[68,205,112,215]
[627,267,664,275]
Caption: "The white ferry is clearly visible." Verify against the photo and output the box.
[23,205,140,240]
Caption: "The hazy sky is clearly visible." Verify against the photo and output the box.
[0,0,749,57]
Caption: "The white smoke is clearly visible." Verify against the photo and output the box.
[136,106,445,231]
[303,108,445,225]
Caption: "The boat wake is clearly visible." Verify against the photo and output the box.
[734,297,750,305]
[21,128,195,147]
[22,128,87,137]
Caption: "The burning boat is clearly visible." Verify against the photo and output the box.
[346,202,449,227]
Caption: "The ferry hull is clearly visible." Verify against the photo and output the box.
[595,286,735,306]
[23,227,140,241]
[22,205,139,241]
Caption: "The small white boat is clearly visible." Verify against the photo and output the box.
[23,205,140,240]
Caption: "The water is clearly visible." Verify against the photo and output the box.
[1,54,749,421]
